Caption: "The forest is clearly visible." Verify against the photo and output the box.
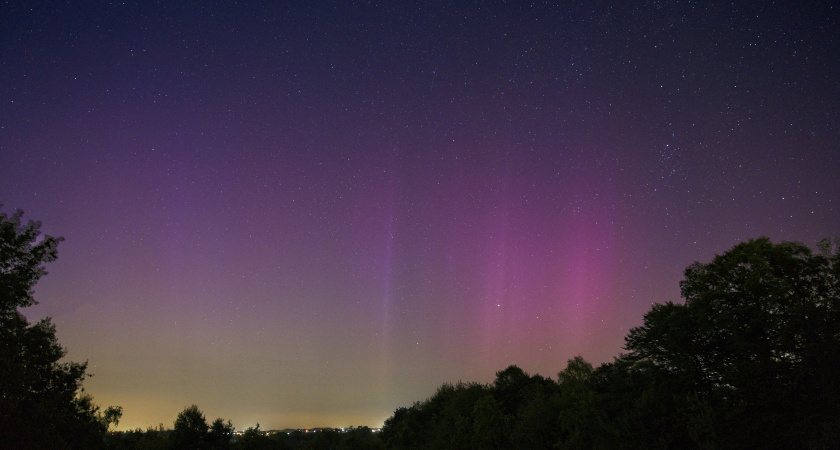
[2,207,838,449]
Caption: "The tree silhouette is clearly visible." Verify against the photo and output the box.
[173,404,210,449]
[470,395,509,449]
[625,237,840,447]
[208,417,234,450]
[0,207,120,448]
[382,237,840,449]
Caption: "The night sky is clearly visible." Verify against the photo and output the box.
[2,1,838,430]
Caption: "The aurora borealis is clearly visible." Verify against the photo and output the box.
[1,1,838,430]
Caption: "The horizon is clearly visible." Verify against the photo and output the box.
[3,1,838,432]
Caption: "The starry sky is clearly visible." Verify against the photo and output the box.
[1,1,838,431]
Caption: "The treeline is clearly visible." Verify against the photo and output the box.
[0,208,385,450]
[104,405,383,450]
[380,238,840,449]
[3,206,839,449]
[1,208,123,449]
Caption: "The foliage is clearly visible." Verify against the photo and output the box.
[381,369,563,449]
[105,424,170,450]
[106,421,384,450]
[173,404,210,449]
[234,424,271,450]
[382,237,840,449]
[0,207,121,448]
[625,237,840,447]
[6,212,837,449]
[171,404,235,450]
[209,418,236,450]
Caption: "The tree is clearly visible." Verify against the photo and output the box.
[492,365,531,416]
[470,395,509,450]
[555,356,604,448]
[235,423,274,450]
[625,237,840,447]
[343,426,384,450]
[0,207,121,448]
[207,417,234,450]
[378,237,840,448]
[381,406,425,449]
[173,404,210,449]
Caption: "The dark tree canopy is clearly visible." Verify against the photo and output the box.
[0,207,120,448]
[0,208,62,312]
[382,237,840,449]
[171,404,235,450]
[5,210,836,449]
[173,405,211,449]
[625,237,840,447]
[208,417,235,450]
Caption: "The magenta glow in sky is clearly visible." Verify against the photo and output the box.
[1,1,838,430]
